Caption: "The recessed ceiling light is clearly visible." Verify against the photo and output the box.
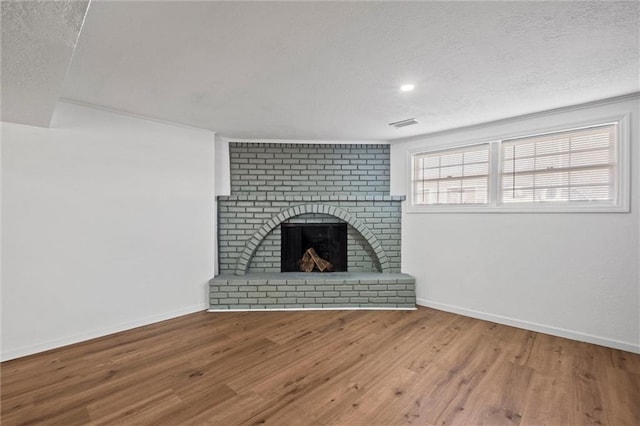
[400,84,415,92]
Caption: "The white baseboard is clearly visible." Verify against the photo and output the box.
[416,298,639,354]
[1,304,207,362]
[208,306,416,313]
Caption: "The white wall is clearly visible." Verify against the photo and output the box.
[1,102,215,361]
[391,96,640,353]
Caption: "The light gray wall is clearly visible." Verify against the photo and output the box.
[217,143,401,277]
[217,196,402,275]
[229,142,390,195]
[213,142,410,309]
[1,102,216,360]
[390,96,640,353]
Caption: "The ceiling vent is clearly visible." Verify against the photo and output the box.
[389,118,418,128]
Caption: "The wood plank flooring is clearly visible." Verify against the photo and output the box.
[2,307,639,425]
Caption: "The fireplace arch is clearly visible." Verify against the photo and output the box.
[234,204,391,275]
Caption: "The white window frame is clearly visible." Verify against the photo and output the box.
[406,113,630,213]
[409,142,494,212]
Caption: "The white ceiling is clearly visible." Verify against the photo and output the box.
[4,1,639,140]
[1,0,89,127]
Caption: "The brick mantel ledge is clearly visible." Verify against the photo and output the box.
[217,194,406,202]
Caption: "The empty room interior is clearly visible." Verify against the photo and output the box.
[2,1,639,425]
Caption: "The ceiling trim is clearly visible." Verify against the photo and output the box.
[58,98,216,134]
[392,92,640,144]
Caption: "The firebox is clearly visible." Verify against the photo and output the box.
[281,223,347,272]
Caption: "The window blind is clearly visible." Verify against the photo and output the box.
[413,144,490,205]
[501,123,617,204]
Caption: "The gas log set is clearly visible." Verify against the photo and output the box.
[298,248,333,272]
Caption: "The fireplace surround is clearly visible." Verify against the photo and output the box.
[210,143,415,310]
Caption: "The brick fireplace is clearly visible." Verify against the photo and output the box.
[210,142,416,310]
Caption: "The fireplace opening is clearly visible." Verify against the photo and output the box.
[281,223,347,272]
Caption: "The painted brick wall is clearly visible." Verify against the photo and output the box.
[229,143,390,195]
[214,142,413,309]
[217,197,402,274]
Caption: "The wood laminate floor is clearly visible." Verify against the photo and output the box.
[1,307,639,425]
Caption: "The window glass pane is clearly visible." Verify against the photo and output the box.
[570,186,612,201]
[424,167,441,180]
[440,152,463,166]
[440,165,463,178]
[464,162,489,176]
[412,144,490,206]
[571,150,611,167]
[502,188,534,203]
[534,171,569,187]
[501,123,617,205]
[536,138,570,155]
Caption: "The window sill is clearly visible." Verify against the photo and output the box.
[405,202,630,214]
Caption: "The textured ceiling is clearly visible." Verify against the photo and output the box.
[1,0,89,127]
[11,1,640,140]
